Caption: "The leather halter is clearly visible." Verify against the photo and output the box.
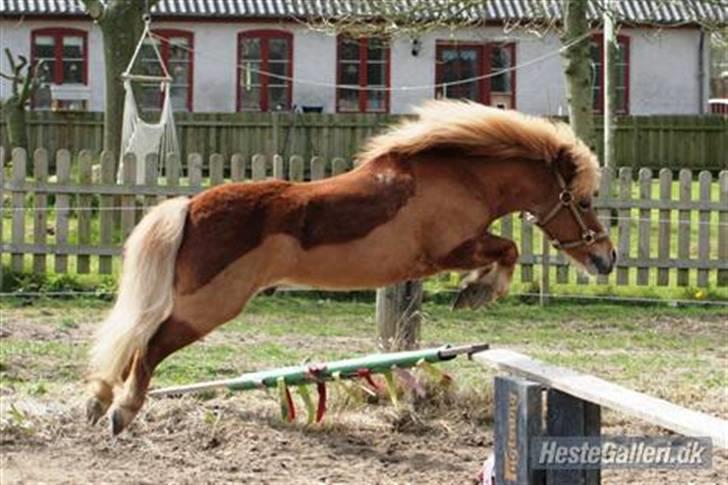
[528,169,608,250]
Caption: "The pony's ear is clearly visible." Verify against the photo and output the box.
[552,147,578,184]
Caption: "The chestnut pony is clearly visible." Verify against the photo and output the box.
[86,100,616,434]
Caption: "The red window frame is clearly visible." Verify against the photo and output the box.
[236,29,294,112]
[435,42,516,109]
[336,37,391,113]
[591,34,630,114]
[30,27,89,85]
[152,29,194,111]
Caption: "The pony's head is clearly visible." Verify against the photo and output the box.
[359,99,616,275]
[527,145,616,276]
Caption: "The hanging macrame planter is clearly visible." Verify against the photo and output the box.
[117,16,180,184]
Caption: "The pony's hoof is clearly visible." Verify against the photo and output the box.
[86,397,110,426]
[110,406,136,436]
[452,283,493,310]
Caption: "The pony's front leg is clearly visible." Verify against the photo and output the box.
[447,233,519,310]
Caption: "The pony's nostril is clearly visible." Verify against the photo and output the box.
[610,249,617,263]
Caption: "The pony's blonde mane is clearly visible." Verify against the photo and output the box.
[358,100,600,198]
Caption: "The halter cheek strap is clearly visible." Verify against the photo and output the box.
[531,170,607,250]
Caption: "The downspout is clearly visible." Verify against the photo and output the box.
[698,29,705,114]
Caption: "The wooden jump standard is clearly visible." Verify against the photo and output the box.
[474,349,728,485]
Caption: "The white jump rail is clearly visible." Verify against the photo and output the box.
[475,349,728,449]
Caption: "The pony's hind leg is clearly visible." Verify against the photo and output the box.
[86,377,114,425]
[108,315,203,435]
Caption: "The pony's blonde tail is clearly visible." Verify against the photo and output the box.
[89,196,190,386]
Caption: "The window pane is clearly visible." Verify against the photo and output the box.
[366,91,386,111]
[240,87,262,111]
[169,61,190,84]
[168,37,190,60]
[340,62,359,86]
[268,86,289,110]
[490,46,512,93]
[239,63,262,89]
[616,64,627,89]
[338,88,359,111]
[62,36,83,58]
[34,35,55,58]
[140,85,162,110]
[592,86,601,108]
[367,62,385,86]
[240,38,261,60]
[616,88,626,112]
[37,61,55,83]
[62,60,83,83]
[269,38,289,61]
[438,47,481,102]
[34,85,52,109]
[268,61,288,79]
[170,86,188,111]
[367,40,386,61]
[139,59,164,77]
[140,41,157,60]
[339,40,359,61]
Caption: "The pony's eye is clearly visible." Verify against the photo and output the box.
[578,200,591,210]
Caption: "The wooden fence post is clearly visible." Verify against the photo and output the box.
[252,154,266,180]
[719,171,728,287]
[494,376,544,485]
[289,155,304,182]
[231,153,246,182]
[376,281,422,350]
[98,151,114,274]
[77,150,93,274]
[32,148,48,274]
[0,146,4,288]
[657,168,672,286]
[677,169,692,286]
[697,171,712,288]
[11,148,26,273]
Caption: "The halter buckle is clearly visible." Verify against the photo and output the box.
[582,230,597,245]
[559,190,574,205]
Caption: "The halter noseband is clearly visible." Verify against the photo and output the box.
[528,169,607,250]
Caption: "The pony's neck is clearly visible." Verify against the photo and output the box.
[478,159,554,220]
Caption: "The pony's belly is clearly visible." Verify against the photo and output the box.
[284,239,432,290]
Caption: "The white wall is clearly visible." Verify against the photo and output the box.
[0,18,708,115]
[628,28,705,114]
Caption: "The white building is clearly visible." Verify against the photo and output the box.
[1,0,725,116]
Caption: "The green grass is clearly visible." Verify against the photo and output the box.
[1,295,725,401]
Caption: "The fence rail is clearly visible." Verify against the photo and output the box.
[1,111,726,171]
[1,147,727,291]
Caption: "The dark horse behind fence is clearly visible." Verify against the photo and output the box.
[86,100,616,435]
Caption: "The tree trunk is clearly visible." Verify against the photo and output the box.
[97,2,147,165]
[376,281,422,351]
[3,97,28,157]
[561,0,595,149]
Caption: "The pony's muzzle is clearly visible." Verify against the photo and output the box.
[590,249,616,275]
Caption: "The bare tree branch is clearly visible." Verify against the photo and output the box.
[79,0,106,21]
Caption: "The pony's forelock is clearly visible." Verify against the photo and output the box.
[358,100,601,198]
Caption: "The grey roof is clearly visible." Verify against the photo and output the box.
[1,0,726,24]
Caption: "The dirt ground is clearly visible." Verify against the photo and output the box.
[1,303,726,484]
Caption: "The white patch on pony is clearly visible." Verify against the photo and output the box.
[375,169,397,184]
[561,250,597,277]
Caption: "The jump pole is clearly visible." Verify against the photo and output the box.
[149,343,489,397]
